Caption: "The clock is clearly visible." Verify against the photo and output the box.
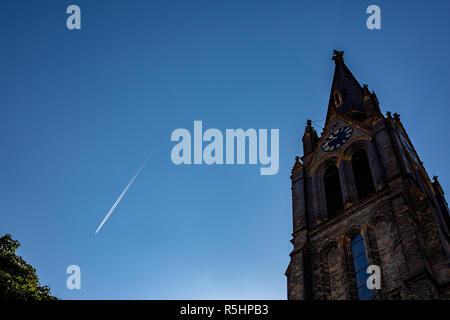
[321,126,353,152]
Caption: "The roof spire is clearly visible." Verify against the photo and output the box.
[326,50,364,120]
[302,119,319,154]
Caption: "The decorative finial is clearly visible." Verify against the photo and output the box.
[362,84,370,97]
[386,111,392,118]
[291,156,303,174]
[433,175,438,183]
[393,112,400,122]
[332,50,344,64]
[304,119,317,135]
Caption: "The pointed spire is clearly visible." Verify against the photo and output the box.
[291,156,303,175]
[393,112,401,127]
[432,175,446,199]
[362,84,370,98]
[386,111,392,119]
[327,50,365,120]
[304,119,315,134]
[302,119,319,154]
[361,84,381,116]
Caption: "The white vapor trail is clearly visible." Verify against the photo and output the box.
[95,156,150,234]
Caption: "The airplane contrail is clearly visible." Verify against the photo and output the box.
[95,156,150,234]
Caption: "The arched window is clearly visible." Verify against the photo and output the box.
[351,149,375,200]
[351,234,373,300]
[324,165,344,217]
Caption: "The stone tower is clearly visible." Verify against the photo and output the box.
[286,50,450,300]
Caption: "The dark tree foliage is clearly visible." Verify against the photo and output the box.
[0,234,56,300]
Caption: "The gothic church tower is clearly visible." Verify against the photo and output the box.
[286,51,450,300]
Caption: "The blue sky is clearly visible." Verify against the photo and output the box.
[1,0,449,299]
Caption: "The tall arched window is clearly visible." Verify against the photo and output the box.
[351,149,375,200]
[351,234,373,300]
[324,165,344,217]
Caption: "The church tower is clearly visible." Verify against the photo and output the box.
[286,50,450,300]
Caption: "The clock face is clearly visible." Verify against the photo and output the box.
[322,126,353,152]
